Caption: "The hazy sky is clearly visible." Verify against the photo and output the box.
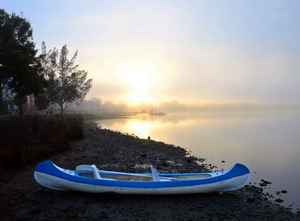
[2,0,300,105]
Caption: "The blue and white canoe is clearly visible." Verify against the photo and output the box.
[34,160,250,195]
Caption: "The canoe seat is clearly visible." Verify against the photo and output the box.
[76,164,95,172]
[77,164,115,180]
[150,165,159,181]
[150,165,172,181]
[91,165,102,179]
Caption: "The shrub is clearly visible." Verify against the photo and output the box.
[0,114,83,166]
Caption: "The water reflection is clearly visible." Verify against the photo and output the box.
[97,111,300,211]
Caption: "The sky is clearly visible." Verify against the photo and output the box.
[1,0,300,105]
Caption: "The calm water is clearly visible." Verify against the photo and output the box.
[96,111,300,211]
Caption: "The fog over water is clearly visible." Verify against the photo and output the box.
[97,110,300,211]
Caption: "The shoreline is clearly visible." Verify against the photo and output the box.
[0,128,299,220]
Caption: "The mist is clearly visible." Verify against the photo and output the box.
[69,98,300,114]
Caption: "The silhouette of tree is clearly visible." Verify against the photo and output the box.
[34,92,50,110]
[40,42,93,113]
[0,9,45,114]
[0,9,11,114]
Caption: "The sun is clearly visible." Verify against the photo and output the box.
[120,63,159,104]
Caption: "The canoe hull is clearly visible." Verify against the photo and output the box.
[34,172,250,194]
[34,161,251,194]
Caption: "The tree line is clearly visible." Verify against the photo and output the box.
[0,9,92,114]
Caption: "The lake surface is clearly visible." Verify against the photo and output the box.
[96,111,300,211]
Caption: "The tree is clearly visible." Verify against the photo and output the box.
[34,92,50,110]
[0,9,46,114]
[40,42,92,113]
[0,9,11,114]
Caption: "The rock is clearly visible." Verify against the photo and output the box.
[259,179,272,187]
[281,190,288,194]
[261,179,272,185]
[275,199,284,203]
[247,197,256,203]
[186,158,192,163]
[259,182,267,187]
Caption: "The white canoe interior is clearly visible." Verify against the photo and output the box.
[75,164,212,182]
[78,173,212,181]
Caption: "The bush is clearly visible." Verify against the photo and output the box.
[0,114,83,166]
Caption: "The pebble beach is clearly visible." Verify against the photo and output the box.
[0,128,299,220]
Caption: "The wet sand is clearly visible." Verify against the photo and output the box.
[0,128,299,220]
